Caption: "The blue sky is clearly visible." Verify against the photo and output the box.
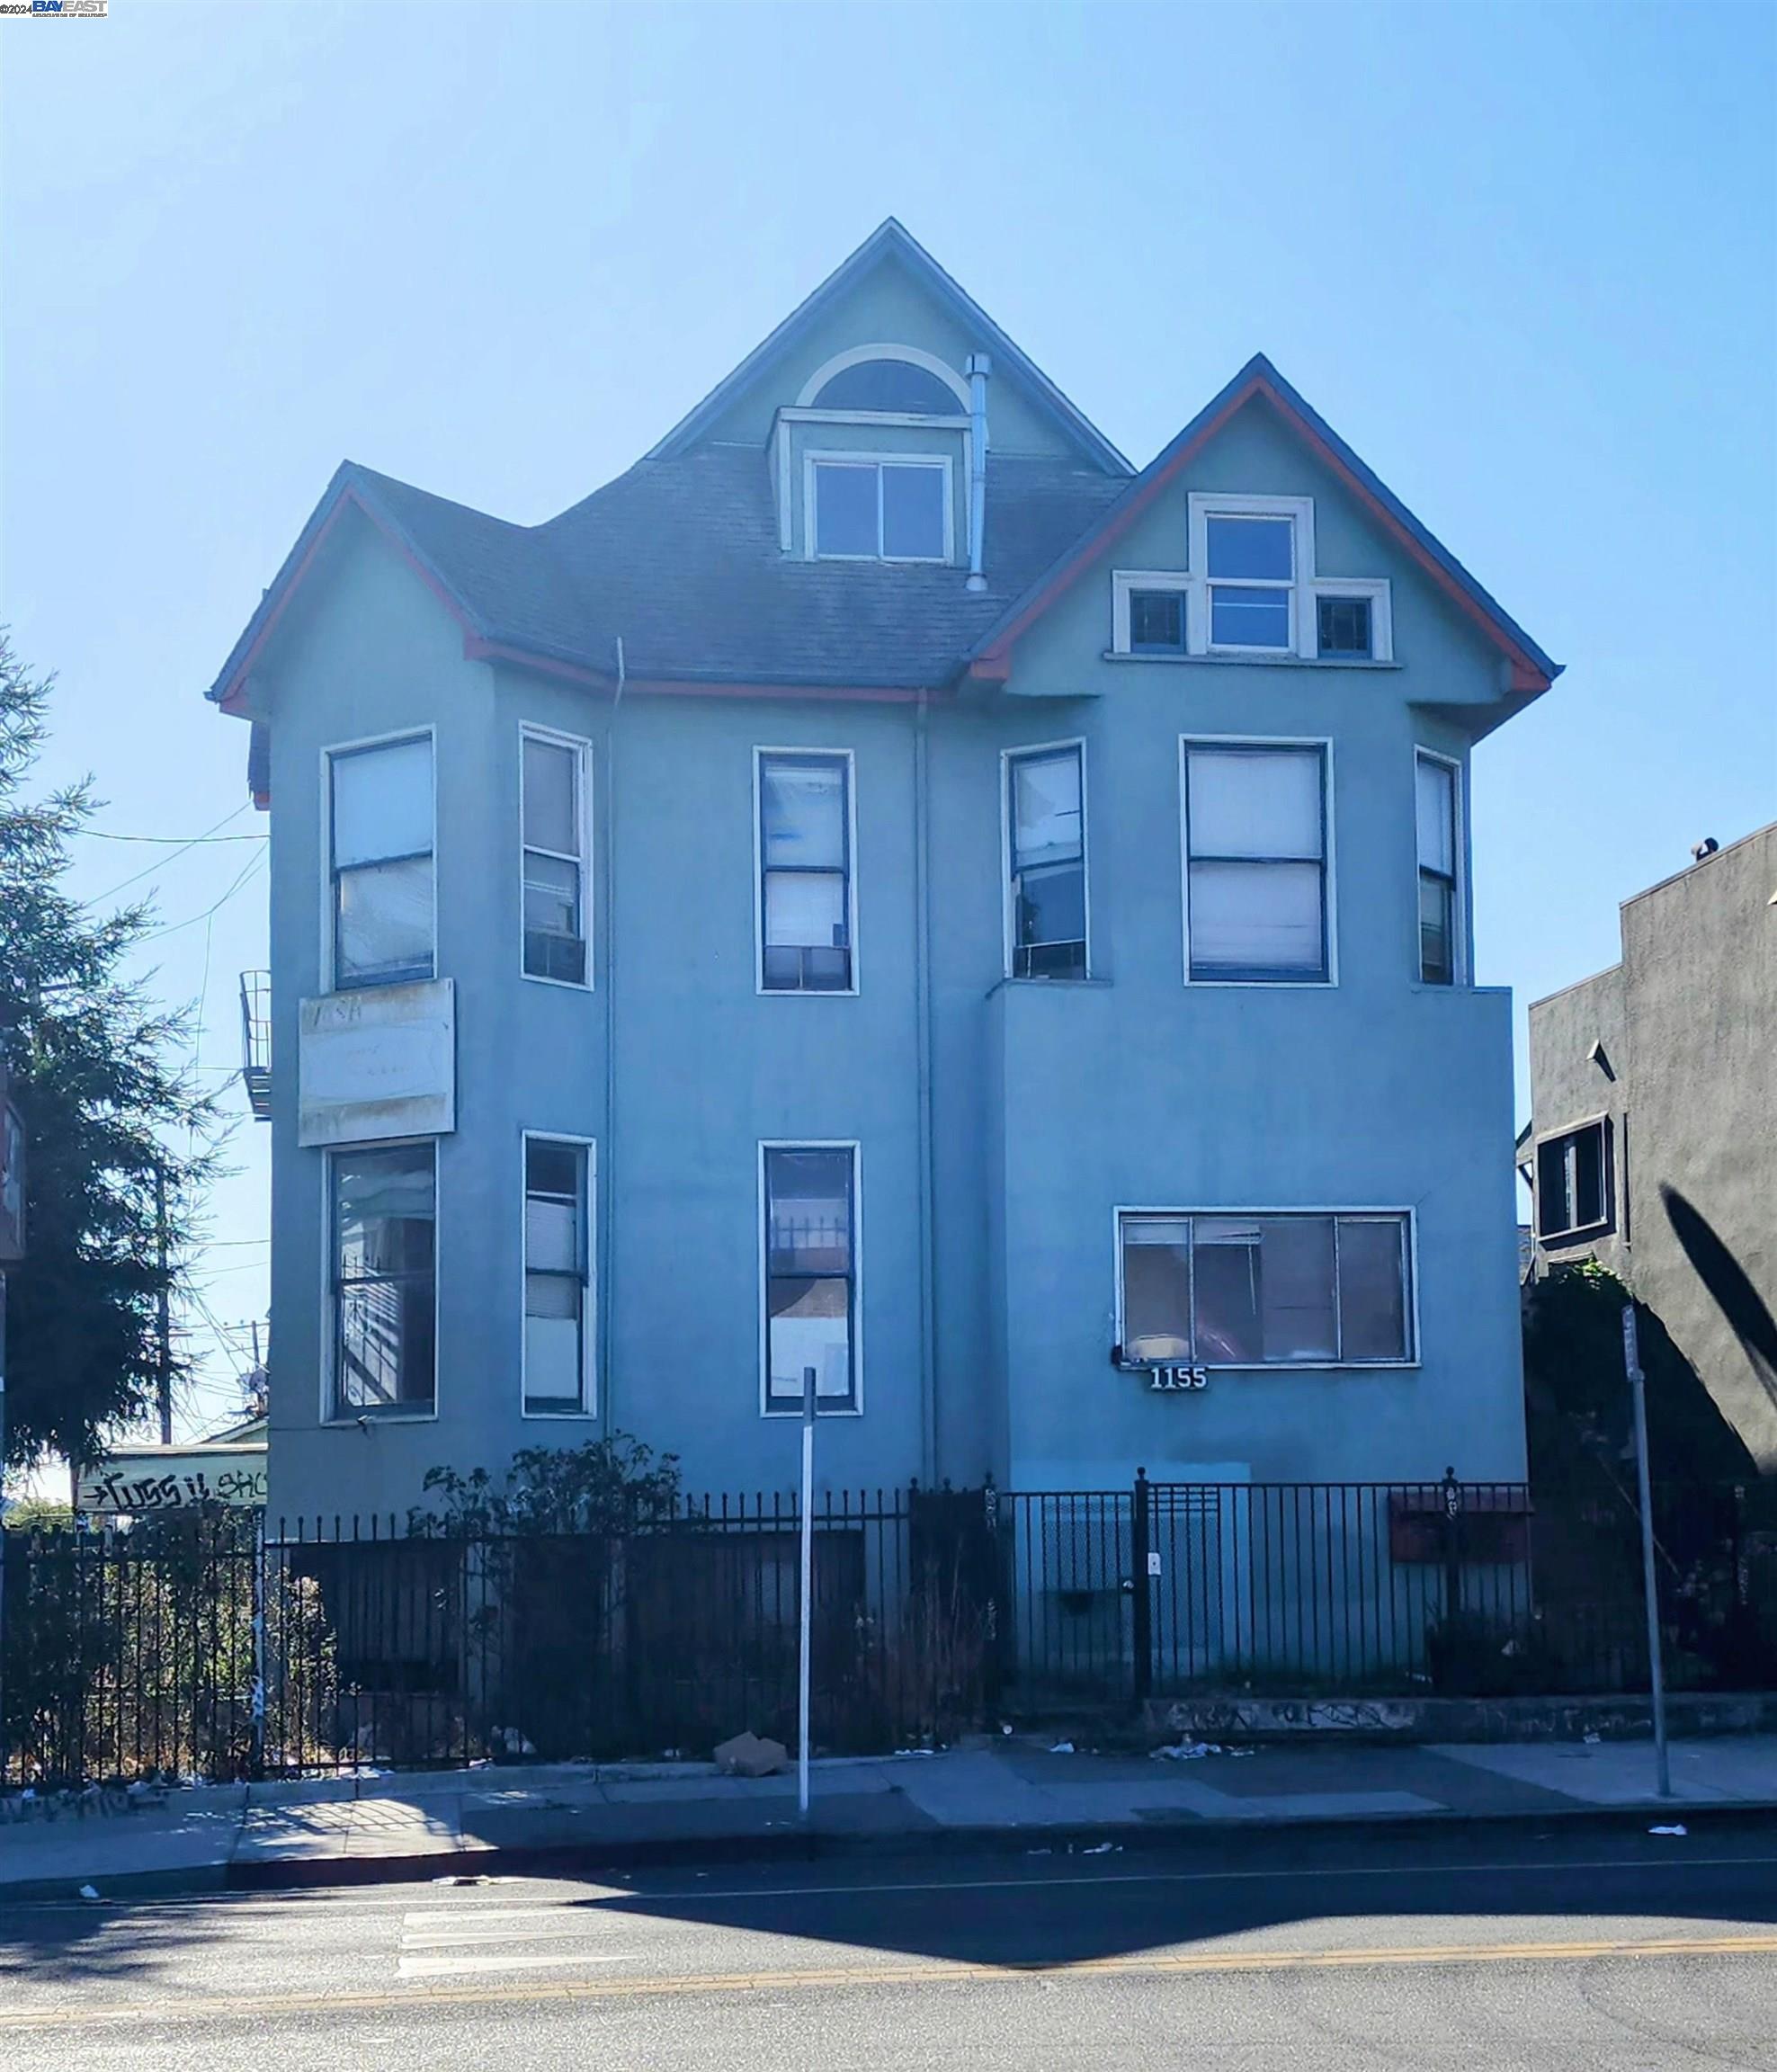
[4,2,1773,1439]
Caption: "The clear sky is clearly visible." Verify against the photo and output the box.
[4,2,1773,1441]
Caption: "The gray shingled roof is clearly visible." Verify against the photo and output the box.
[534,449,1128,685]
[214,450,1128,701]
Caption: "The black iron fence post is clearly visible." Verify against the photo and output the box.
[1440,1466,1464,1632]
[1130,1467,1153,1705]
[981,1476,1002,1727]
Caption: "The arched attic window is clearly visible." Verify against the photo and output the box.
[799,346,969,417]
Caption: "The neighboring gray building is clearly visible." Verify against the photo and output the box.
[209,220,1560,1520]
[1525,823,1777,1469]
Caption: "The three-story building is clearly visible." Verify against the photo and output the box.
[210,220,1559,1518]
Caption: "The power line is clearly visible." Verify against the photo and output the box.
[77,828,264,845]
[136,845,267,944]
[87,802,254,905]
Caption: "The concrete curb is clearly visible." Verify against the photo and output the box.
[13,1796,1777,1907]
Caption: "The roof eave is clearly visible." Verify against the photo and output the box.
[208,467,493,714]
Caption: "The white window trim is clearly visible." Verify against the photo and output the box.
[520,1129,597,1419]
[320,1136,442,1426]
[1112,571,1193,656]
[1112,1204,1421,1371]
[758,1139,864,1418]
[319,726,438,998]
[803,451,954,564]
[1309,576,1394,663]
[1178,734,1338,988]
[1188,493,1317,659]
[1000,737,1092,981]
[518,723,594,991]
[752,745,861,997]
[795,343,970,412]
[1533,1114,1614,1244]
[1413,746,1465,985]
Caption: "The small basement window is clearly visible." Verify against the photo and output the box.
[1317,594,1373,657]
[1535,1121,1611,1241]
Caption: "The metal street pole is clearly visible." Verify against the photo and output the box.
[798,1363,817,1824]
[154,1161,172,1446]
[1623,1304,1671,1798]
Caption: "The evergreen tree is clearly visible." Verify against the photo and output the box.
[0,633,226,1469]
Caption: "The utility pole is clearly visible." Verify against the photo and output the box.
[0,1064,29,1762]
[1623,1304,1671,1798]
[154,1160,172,1446]
[798,1363,817,1824]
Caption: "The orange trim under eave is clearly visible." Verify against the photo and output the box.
[976,374,1550,691]
[636,678,927,705]
[975,380,1259,664]
[1246,376,1549,687]
[218,487,481,711]
[462,637,614,689]
[466,639,935,705]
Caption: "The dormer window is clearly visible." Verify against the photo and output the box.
[1110,497,1393,662]
[808,455,951,562]
[1204,513,1295,650]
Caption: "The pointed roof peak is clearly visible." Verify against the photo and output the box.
[645,218,1130,473]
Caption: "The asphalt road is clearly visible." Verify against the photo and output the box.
[4,1819,1776,2069]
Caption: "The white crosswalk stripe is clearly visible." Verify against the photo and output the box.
[396,1901,674,1983]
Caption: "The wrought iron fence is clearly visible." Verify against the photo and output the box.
[4,1476,1776,1786]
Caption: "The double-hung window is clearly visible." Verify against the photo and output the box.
[1119,1210,1413,1367]
[331,1142,436,1416]
[328,735,433,990]
[1535,1121,1611,1242]
[1183,743,1329,983]
[523,1136,593,1415]
[809,457,948,561]
[758,752,853,992]
[1007,744,1086,979]
[1415,753,1460,985]
[522,730,589,985]
[1205,514,1295,651]
[763,1145,858,1412]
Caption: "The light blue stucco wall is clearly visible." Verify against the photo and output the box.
[254,396,1530,1519]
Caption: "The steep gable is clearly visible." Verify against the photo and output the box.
[647,219,1130,470]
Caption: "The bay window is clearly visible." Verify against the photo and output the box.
[331,1142,436,1416]
[1119,1210,1413,1367]
[328,735,433,990]
[522,730,589,985]
[1183,741,1330,983]
[758,751,854,992]
[523,1136,593,1415]
[763,1145,858,1412]
[1007,744,1087,979]
[1415,752,1460,985]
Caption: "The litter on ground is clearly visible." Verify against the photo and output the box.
[1049,1741,1075,1755]
[1648,1824,1689,1836]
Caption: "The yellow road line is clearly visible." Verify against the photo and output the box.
[7,1933,1777,2030]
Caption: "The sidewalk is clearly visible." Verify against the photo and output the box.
[7,1734,1777,1902]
